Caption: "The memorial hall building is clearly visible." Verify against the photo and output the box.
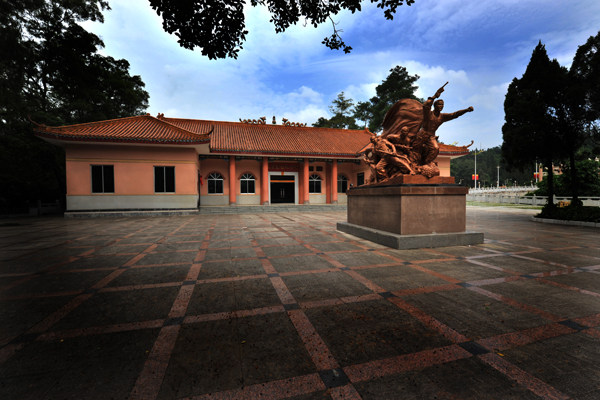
[33,114,472,211]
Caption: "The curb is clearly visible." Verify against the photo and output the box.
[531,217,599,228]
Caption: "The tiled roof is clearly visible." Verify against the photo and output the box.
[32,115,471,157]
[32,115,212,144]
[439,143,472,156]
[163,118,373,157]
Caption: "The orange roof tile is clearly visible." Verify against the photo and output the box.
[32,115,212,145]
[163,118,372,157]
[32,115,471,158]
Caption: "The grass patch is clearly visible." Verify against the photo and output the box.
[467,201,543,210]
[538,204,600,223]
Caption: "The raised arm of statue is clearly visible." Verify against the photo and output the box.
[441,106,474,122]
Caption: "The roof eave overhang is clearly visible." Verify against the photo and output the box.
[34,131,210,146]
[209,149,361,158]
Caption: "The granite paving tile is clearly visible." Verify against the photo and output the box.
[270,255,336,272]
[198,259,266,279]
[50,287,180,331]
[105,265,191,287]
[134,251,197,265]
[483,279,600,319]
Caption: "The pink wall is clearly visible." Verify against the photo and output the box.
[437,157,451,177]
[235,160,262,195]
[199,158,230,196]
[65,144,198,195]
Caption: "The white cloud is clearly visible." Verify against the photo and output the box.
[466,83,510,111]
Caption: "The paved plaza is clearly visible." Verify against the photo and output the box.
[1,207,600,399]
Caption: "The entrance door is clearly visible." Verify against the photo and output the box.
[270,175,295,204]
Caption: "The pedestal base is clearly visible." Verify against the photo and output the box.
[347,184,469,235]
[337,222,484,250]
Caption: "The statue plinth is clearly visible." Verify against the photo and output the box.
[337,183,483,249]
[360,175,456,187]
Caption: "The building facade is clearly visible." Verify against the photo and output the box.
[33,114,471,211]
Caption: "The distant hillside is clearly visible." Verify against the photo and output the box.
[451,146,536,187]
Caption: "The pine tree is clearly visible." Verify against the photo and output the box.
[501,42,565,206]
[367,66,421,132]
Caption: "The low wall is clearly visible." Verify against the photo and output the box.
[467,194,600,207]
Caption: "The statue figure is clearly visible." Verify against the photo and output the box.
[413,83,474,165]
[362,83,473,185]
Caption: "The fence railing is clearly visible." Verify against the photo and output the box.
[469,186,536,194]
[466,194,600,207]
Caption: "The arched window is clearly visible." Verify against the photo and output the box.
[309,174,322,194]
[240,173,255,194]
[337,175,348,193]
[207,173,223,194]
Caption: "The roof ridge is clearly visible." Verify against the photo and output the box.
[151,116,213,138]
[36,114,150,130]
[35,115,212,140]
[162,116,372,134]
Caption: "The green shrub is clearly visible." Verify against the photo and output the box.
[538,204,600,223]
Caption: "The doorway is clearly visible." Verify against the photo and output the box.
[270,175,296,204]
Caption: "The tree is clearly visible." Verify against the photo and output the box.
[147,0,417,59]
[314,65,420,132]
[501,42,565,206]
[570,30,600,167]
[366,66,421,132]
[0,0,150,208]
[312,92,360,129]
[571,31,600,126]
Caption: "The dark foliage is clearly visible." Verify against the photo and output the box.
[501,42,568,205]
[538,204,600,223]
[312,92,360,129]
[532,159,600,197]
[314,65,420,132]
[0,0,149,207]
[450,146,534,188]
[365,65,421,132]
[147,0,416,59]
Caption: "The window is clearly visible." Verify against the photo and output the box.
[309,174,322,193]
[155,166,175,193]
[309,166,314,171]
[316,166,323,172]
[91,165,114,193]
[208,173,224,194]
[337,175,348,193]
[357,172,365,186]
[240,173,255,194]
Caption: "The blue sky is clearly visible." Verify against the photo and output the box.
[82,0,600,149]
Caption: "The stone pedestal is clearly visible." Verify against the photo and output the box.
[337,181,483,249]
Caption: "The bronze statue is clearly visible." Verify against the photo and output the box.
[362,83,473,184]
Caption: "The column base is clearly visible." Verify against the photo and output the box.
[332,200,338,204]
[303,201,310,205]
[229,202,236,206]
[262,201,270,205]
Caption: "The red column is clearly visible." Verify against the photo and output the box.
[303,158,310,205]
[298,163,303,204]
[326,163,331,204]
[261,157,269,205]
[229,156,236,206]
[332,160,338,204]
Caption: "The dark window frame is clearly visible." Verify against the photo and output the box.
[337,174,348,193]
[154,166,176,193]
[357,172,365,186]
[240,173,255,194]
[207,172,224,194]
[309,174,322,194]
[91,165,115,194]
